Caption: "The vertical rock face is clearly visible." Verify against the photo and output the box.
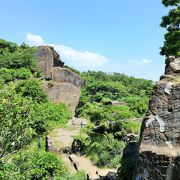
[35,46,84,113]
[135,56,180,180]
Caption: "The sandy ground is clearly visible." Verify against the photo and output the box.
[48,117,117,179]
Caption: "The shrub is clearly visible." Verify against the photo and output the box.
[0,39,18,53]
[0,68,32,82]
[0,68,14,82]
[84,133,125,168]
[0,83,35,159]
[0,48,37,70]
[123,120,141,134]
[15,79,48,103]
[30,102,72,134]
[0,150,68,179]
[14,68,32,79]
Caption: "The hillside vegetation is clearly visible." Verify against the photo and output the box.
[0,39,154,179]
[0,39,85,179]
[75,70,154,168]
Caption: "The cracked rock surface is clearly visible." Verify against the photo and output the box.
[134,57,180,180]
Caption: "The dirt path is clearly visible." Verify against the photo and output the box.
[48,117,117,179]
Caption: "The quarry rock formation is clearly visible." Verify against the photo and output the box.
[35,46,84,113]
[134,56,180,180]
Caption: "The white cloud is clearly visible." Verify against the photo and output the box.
[50,44,108,68]
[26,33,44,46]
[24,33,161,80]
[25,33,108,69]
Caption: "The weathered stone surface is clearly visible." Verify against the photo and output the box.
[44,82,81,113]
[134,57,180,180]
[35,46,64,79]
[35,46,83,113]
[165,56,180,75]
[51,67,83,87]
[35,46,54,79]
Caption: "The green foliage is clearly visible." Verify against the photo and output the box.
[14,68,32,79]
[59,171,86,180]
[0,80,72,177]
[0,150,68,179]
[75,71,151,168]
[83,133,125,168]
[81,71,154,97]
[0,77,4,88]
[77,71,152,121]
[0,83,35,159]
[0,68,14,82]
[122,96,149,117]
[0,68,32,82]
[85,81,128,101]
[0,38,153,175]
[0,47,37,70]
[123,121,141,134]
[0,39,18,53]
[15,79,48,103]
[0,38,76,179]
[162,0,179,7]
[30,102,72,134]
[160,0,180,56]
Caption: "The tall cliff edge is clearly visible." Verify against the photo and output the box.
[134,56,180,180]
[35,46,84,113]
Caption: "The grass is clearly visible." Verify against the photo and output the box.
[47,121,67,132]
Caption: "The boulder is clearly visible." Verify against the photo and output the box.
[35,46,84,114]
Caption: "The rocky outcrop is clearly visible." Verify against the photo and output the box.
[134,56,180,180]
[35,46,84,113]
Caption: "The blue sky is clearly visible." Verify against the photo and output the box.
[0,0,168,81]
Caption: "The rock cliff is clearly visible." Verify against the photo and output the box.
[35,46,84,113]
[134,56,180,180]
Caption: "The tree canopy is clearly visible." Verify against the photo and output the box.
[160,0,180,56]
[74,71,153,168]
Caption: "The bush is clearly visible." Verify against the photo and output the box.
[0,68,32,82]
[121,96,149,117]
[0,39,18,53]
[0,68,14,82]
[0,83,35,159]
[14,68,32,79]
[0,47,37,70]
[30,102,72,134]
[15,79,48,103]
[123,120,141,134]
[0,150,68,179]
[83,133,125,168]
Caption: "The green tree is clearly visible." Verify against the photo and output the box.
[0,39,18,54]
[15,79,48,103]
[160,0,180,56]
[0,43,36,70]
[0,83,35,159]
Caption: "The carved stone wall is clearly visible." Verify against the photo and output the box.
[35,46,84,113]
[134,57,180,180]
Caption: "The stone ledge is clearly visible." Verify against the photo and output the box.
[140,144,180,157]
